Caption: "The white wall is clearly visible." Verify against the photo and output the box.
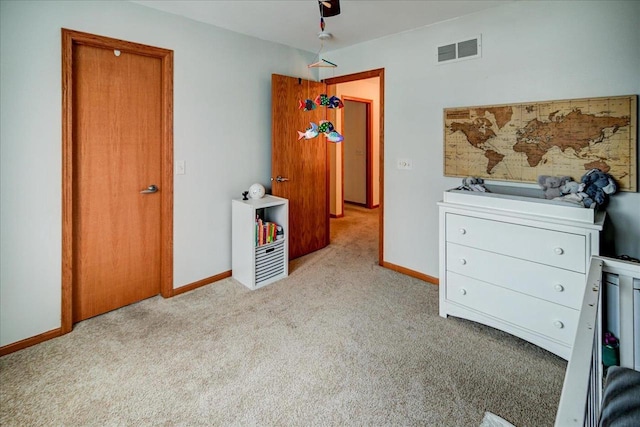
[0,0,314,346]
[321,0,640,277]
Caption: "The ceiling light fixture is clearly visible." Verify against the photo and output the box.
[308,0,338,68]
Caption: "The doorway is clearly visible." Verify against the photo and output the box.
[61,29,174,332]
[342,98,373,208]
[325,69,384,265]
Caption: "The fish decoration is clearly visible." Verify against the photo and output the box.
[327,96,344,109]
[297,121,343,143]
[298,99,317,111]
[313,94,344,109]
[325,131,344,143]
[318,120,334,134]
[297,122,319,140]
[314,94,330,107]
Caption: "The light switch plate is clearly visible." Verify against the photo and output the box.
[176,160,186,175]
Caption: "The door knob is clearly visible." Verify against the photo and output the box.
[140,184,159,194]
[271,175,289,183]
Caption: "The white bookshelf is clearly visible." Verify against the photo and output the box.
[232,195,288,290]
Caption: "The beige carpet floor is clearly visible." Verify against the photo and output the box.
[0,204,566,426]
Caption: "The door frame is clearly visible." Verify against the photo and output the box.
[341,96,373,209]
[324,69,384,266]
[61,29,174,333]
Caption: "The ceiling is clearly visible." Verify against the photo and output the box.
[131,0,513,54]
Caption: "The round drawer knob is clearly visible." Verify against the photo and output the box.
[553,320,564,329]
[459,228,467,235]
[460,258,467,265]
[554,284,565,292]
[460,288,467,296]
[554,247,564,255]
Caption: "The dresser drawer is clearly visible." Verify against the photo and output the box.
[446,213,586,273]
[447,243,585,309]
[446,272,579,345]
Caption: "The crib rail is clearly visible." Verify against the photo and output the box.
[555,256,640,426]
[555,257,603,427]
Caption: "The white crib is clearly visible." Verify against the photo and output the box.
[555,256,640,426]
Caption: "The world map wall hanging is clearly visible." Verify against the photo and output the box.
[443,95,637,191]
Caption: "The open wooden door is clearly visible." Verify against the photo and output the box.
[271,74,333,259]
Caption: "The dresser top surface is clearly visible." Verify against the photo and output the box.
[439,188,605,228]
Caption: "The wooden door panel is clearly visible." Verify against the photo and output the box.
[271,74,332,259]
[72,44,162,321]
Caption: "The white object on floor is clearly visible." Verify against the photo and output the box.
[480,411,516,427]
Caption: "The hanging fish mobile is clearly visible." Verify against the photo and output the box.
[297,120,343,143]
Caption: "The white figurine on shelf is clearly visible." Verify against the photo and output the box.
[248,183,265,199]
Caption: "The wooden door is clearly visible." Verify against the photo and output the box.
[271,74,332,259]
[62,30,173,324]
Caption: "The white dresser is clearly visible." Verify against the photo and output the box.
[438,189,605,360]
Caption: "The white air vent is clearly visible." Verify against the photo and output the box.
[437,35,481,64]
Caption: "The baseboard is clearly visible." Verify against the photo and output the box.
[330,213,345,218]
[0,328,63,357]
[172,270,232,296]
[381,261,439,285]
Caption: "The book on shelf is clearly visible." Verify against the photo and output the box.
[255,216,283,247]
